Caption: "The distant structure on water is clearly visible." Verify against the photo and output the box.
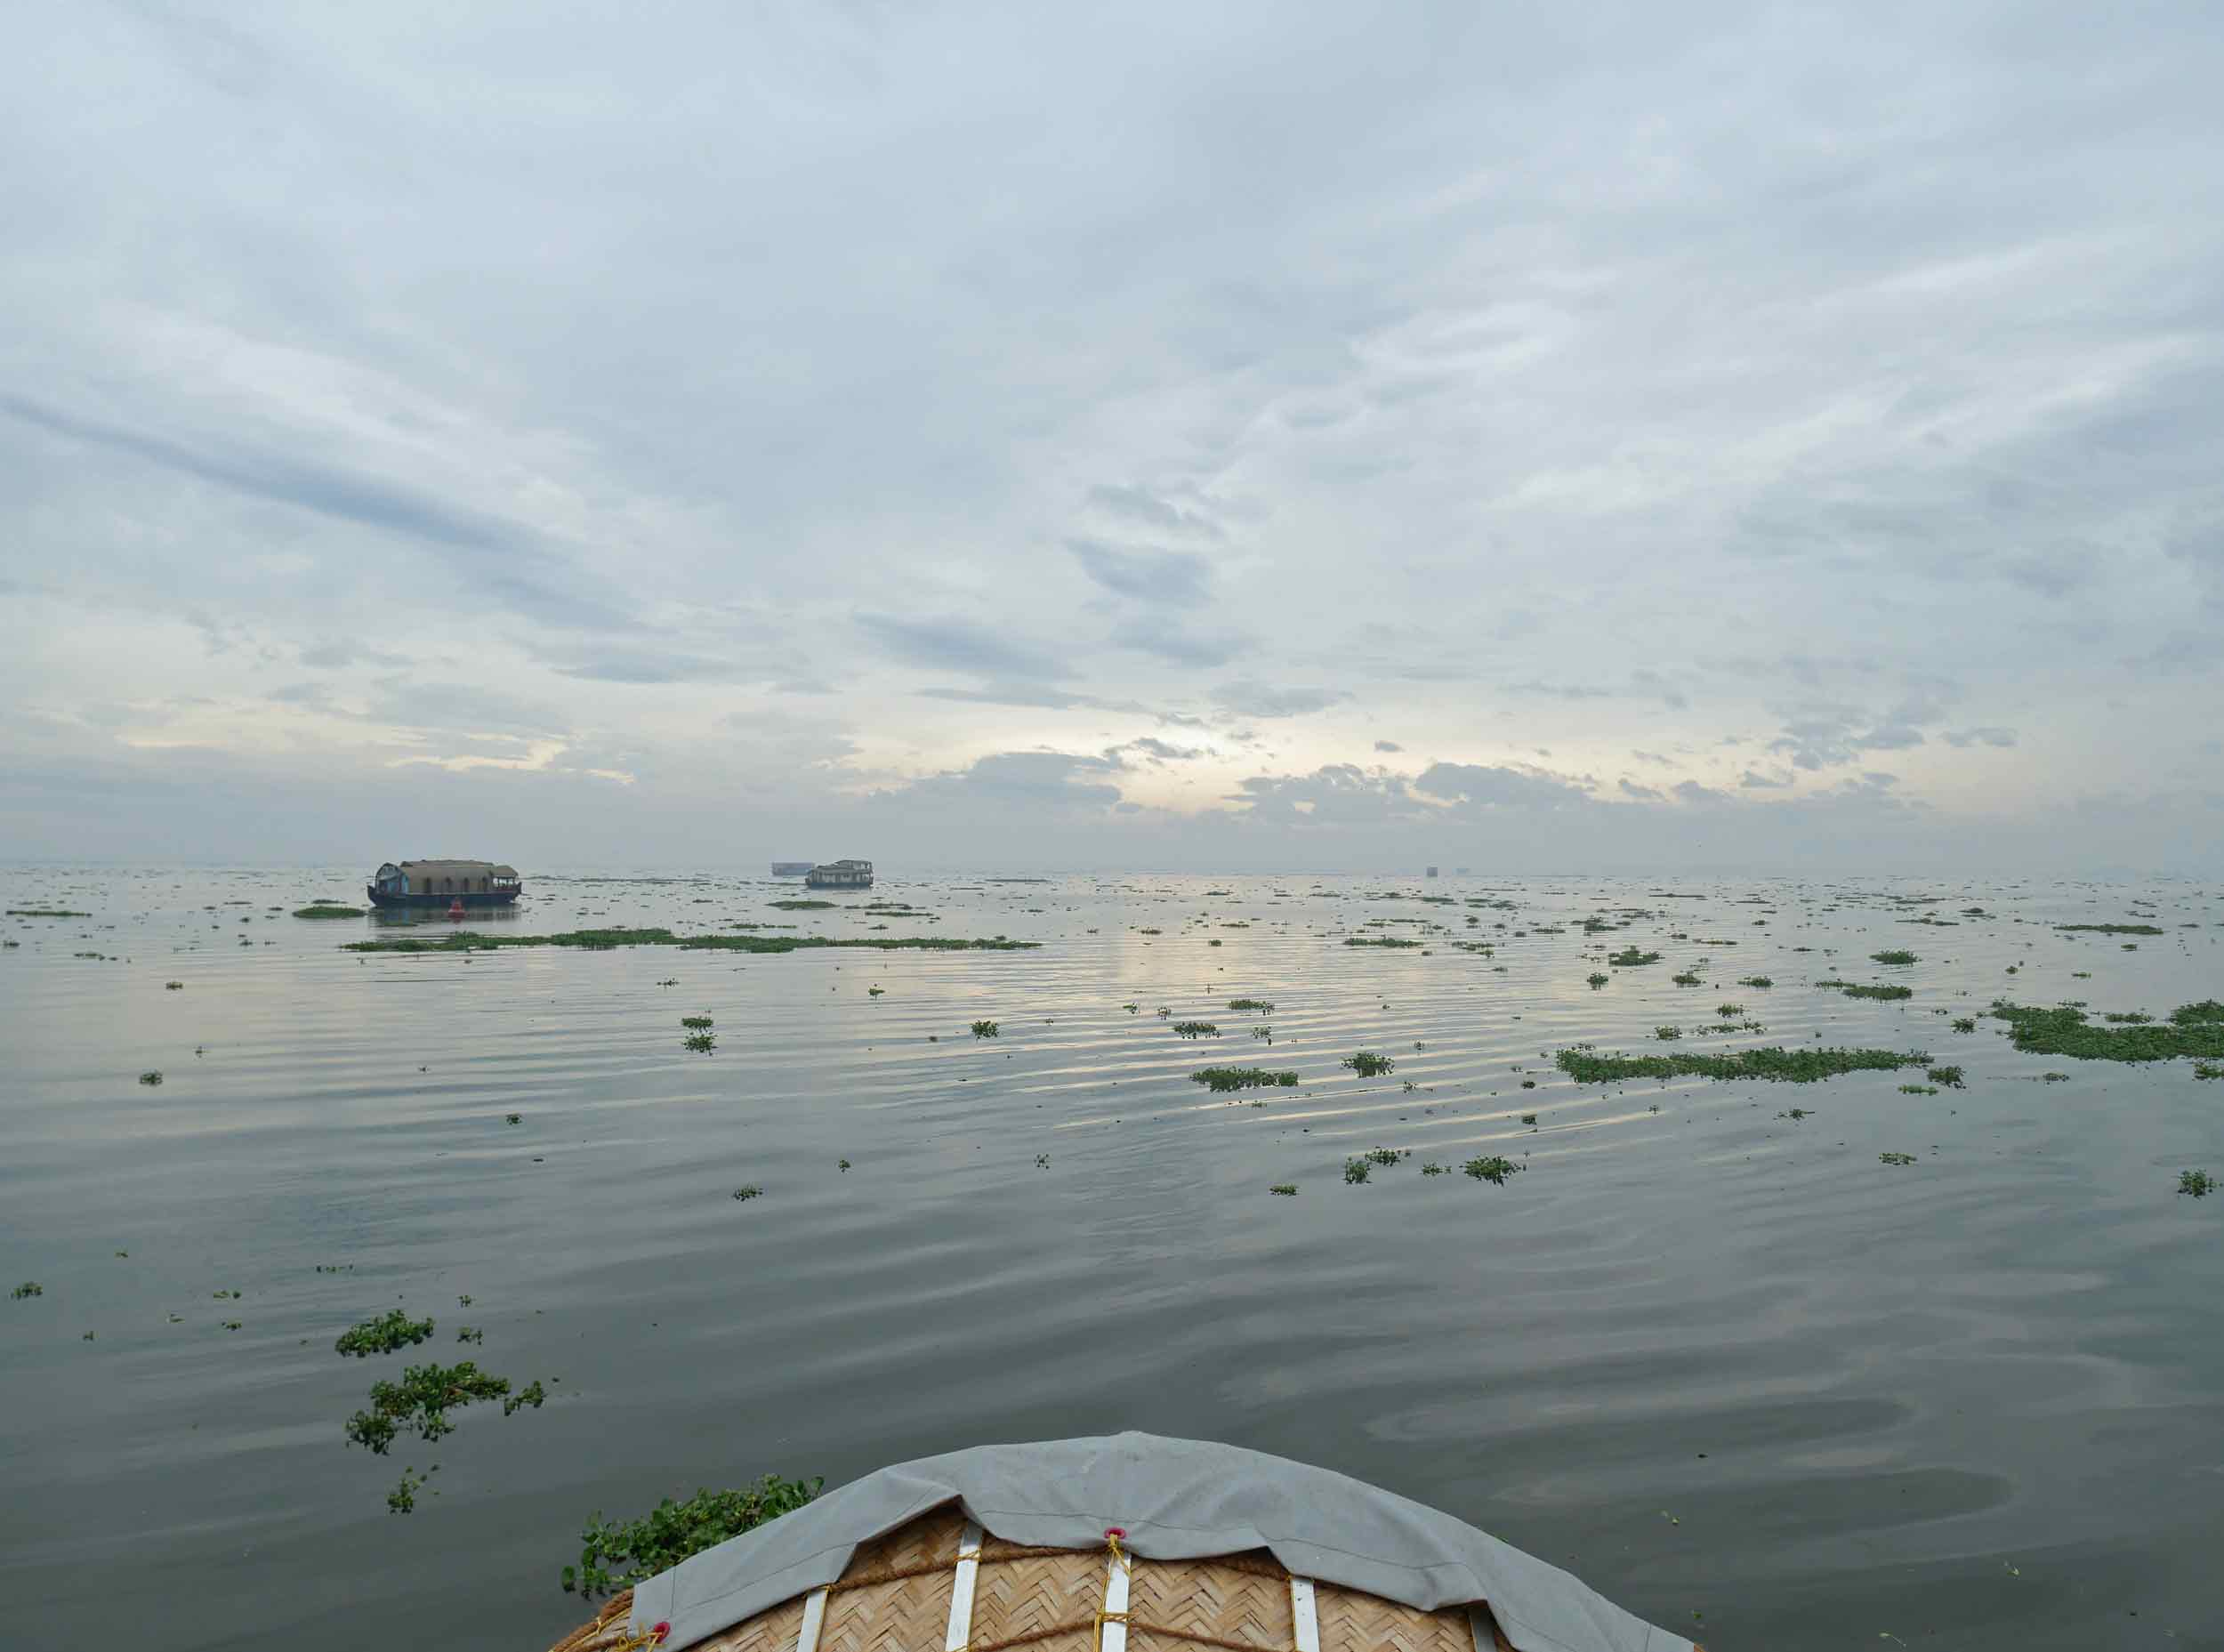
[770,861,814,877]
[805,858,874,890]
[367,859,521,908]
[1425,865,1439,878]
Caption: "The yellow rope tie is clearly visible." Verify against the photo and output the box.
[607,1625,667,1652]
[1092,1609,1132,1652]
[1105,1528,1130,1571]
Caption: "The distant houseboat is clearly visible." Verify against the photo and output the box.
[770,861,815,877]
[367,860,522,908]
[804,858,874,890]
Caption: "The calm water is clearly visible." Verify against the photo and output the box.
[3,869,2221,1650]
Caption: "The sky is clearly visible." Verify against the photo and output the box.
[4,1,2221,874]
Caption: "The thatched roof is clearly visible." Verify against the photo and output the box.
[397,859,518,881]
[555,1435,1693,1652]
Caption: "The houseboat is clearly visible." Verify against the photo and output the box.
[770,861,815,877]
[804,858,874,890]
[367,859,522,908]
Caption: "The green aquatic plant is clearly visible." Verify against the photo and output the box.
[1987,1000,2224,1062]
[2195,1063,2222,1081]
[731,1186,761,1202]
[294,905,367,919]
[6,908,90,917]
[1822,982,1913,1001]
[11,1282,41,1300]
[138,1070,162,1085]
[1343,1051,1396,1077]
[682,1031,715,1052]
[2179,1170,2215,1197]
[456,1326,483,1345]
[1342,1157,1372,1185]
[1716,1003,1745,1019]
[1364,1147,1405,1166]
[679,1015,713,1029]
[165,980,183,990]
[1267,1181,1296,1195]
[335,1310,435,1358]
[1344,936,1421,947]
[769,899,837,910]
[387,1464,436,1513]
[1671,970,1704,987]
[1926,1065,1965,1088]
[1777,1108,1812,1121]
[1880,1152,1918,1166]
[344,929,1037,955]
[1608,947,1662,967]
[1655,1025,1681,1041]
[1226,998,1275,1011]
[1737,976,1774,988]
[562,1476,823,1599]
[1556,1045,1929,1084]
[345,1361,517,1454]
[1871,949,1918,965]
[1189,1067,1299,1092]
[1462,1156,1524,1185]
[1586,972,1610,988]
[1951,1017,1977,1033]
[971,1019,999,1038]
[1171,1020,1221,1038]
[2056,923,2164,936]
[1899,1084,1938,1095]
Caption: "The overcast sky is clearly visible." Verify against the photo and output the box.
[4,2,2220,873]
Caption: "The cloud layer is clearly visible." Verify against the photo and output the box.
[3,3,2220,870]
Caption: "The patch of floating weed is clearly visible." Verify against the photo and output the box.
[731,1186,761,1202]
[1655,1026,1682,1041]
[1269,1183,1296,1196]
[1952,1017,1977,1033]
[1880,1152,1918,1167]
[344,929,1036,955]
[1463,1156,1524,1184]
[2057,923,2164,936]
[1190,1067,1298,1092]
[1226,998,1275,1011]
[1556,1045,1928,1084]
[1716,1003,1745,1018]
[1899,1084,1938,1095]
[1671,970,1704,987]
[2179,1170,2215,1197]
[6,908,89,917]
[1988,1000,2224,1062]
[769,899,837,910]
[1926,1065,1965,1087]
[11,1282,41,1300]
[2195,1062,2222,1081]
[1344,936,1421,947]
[1871,949,1918,965]
[682,1031,715,1052]
[345,1361,520,1454]
[562,1476,822,1599]
[294,905,366,918]
[1737,976,1774,988]
[139,1070,163,1085]
[1343,1051,1396,1077]
[1608,947,1661,967]
[1777,1108,1812,1121]
[971,1019,999,1038]
[1342,1157,1372,1185]
[335,1310,435,1358]
[680,1015,713,1029]
[1171,1020,1220,1038]
[1822,982,1914,1001]
[1586,972,1609,988]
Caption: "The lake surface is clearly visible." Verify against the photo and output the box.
[3,868,2220,1650]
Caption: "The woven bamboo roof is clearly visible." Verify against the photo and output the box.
[395,859,519,880]
[551,1505,1535,1652]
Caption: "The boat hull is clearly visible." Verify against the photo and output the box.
[366,887,521,909]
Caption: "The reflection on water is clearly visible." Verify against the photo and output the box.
[2,868,2220,1650]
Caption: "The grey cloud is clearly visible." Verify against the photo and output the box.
[918,683,1151,713]
[1116,737,1208,763]
[1943,726,2018,748]
[3,394,636,632]
[1413,762,1591,810]
[1109,616,1248,667]
[1739,767,1793,789]
[1068,540,1214,605]
[1374,740,1403,753]
[1086,485,1224,541]
[1210,681,1350,719]
[1620,778,1665,801]
[552,652,753,684]
[881,750,1128,810]
[856,613,1072,681]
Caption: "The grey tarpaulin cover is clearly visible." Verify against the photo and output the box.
[628,1433,1694,1652]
